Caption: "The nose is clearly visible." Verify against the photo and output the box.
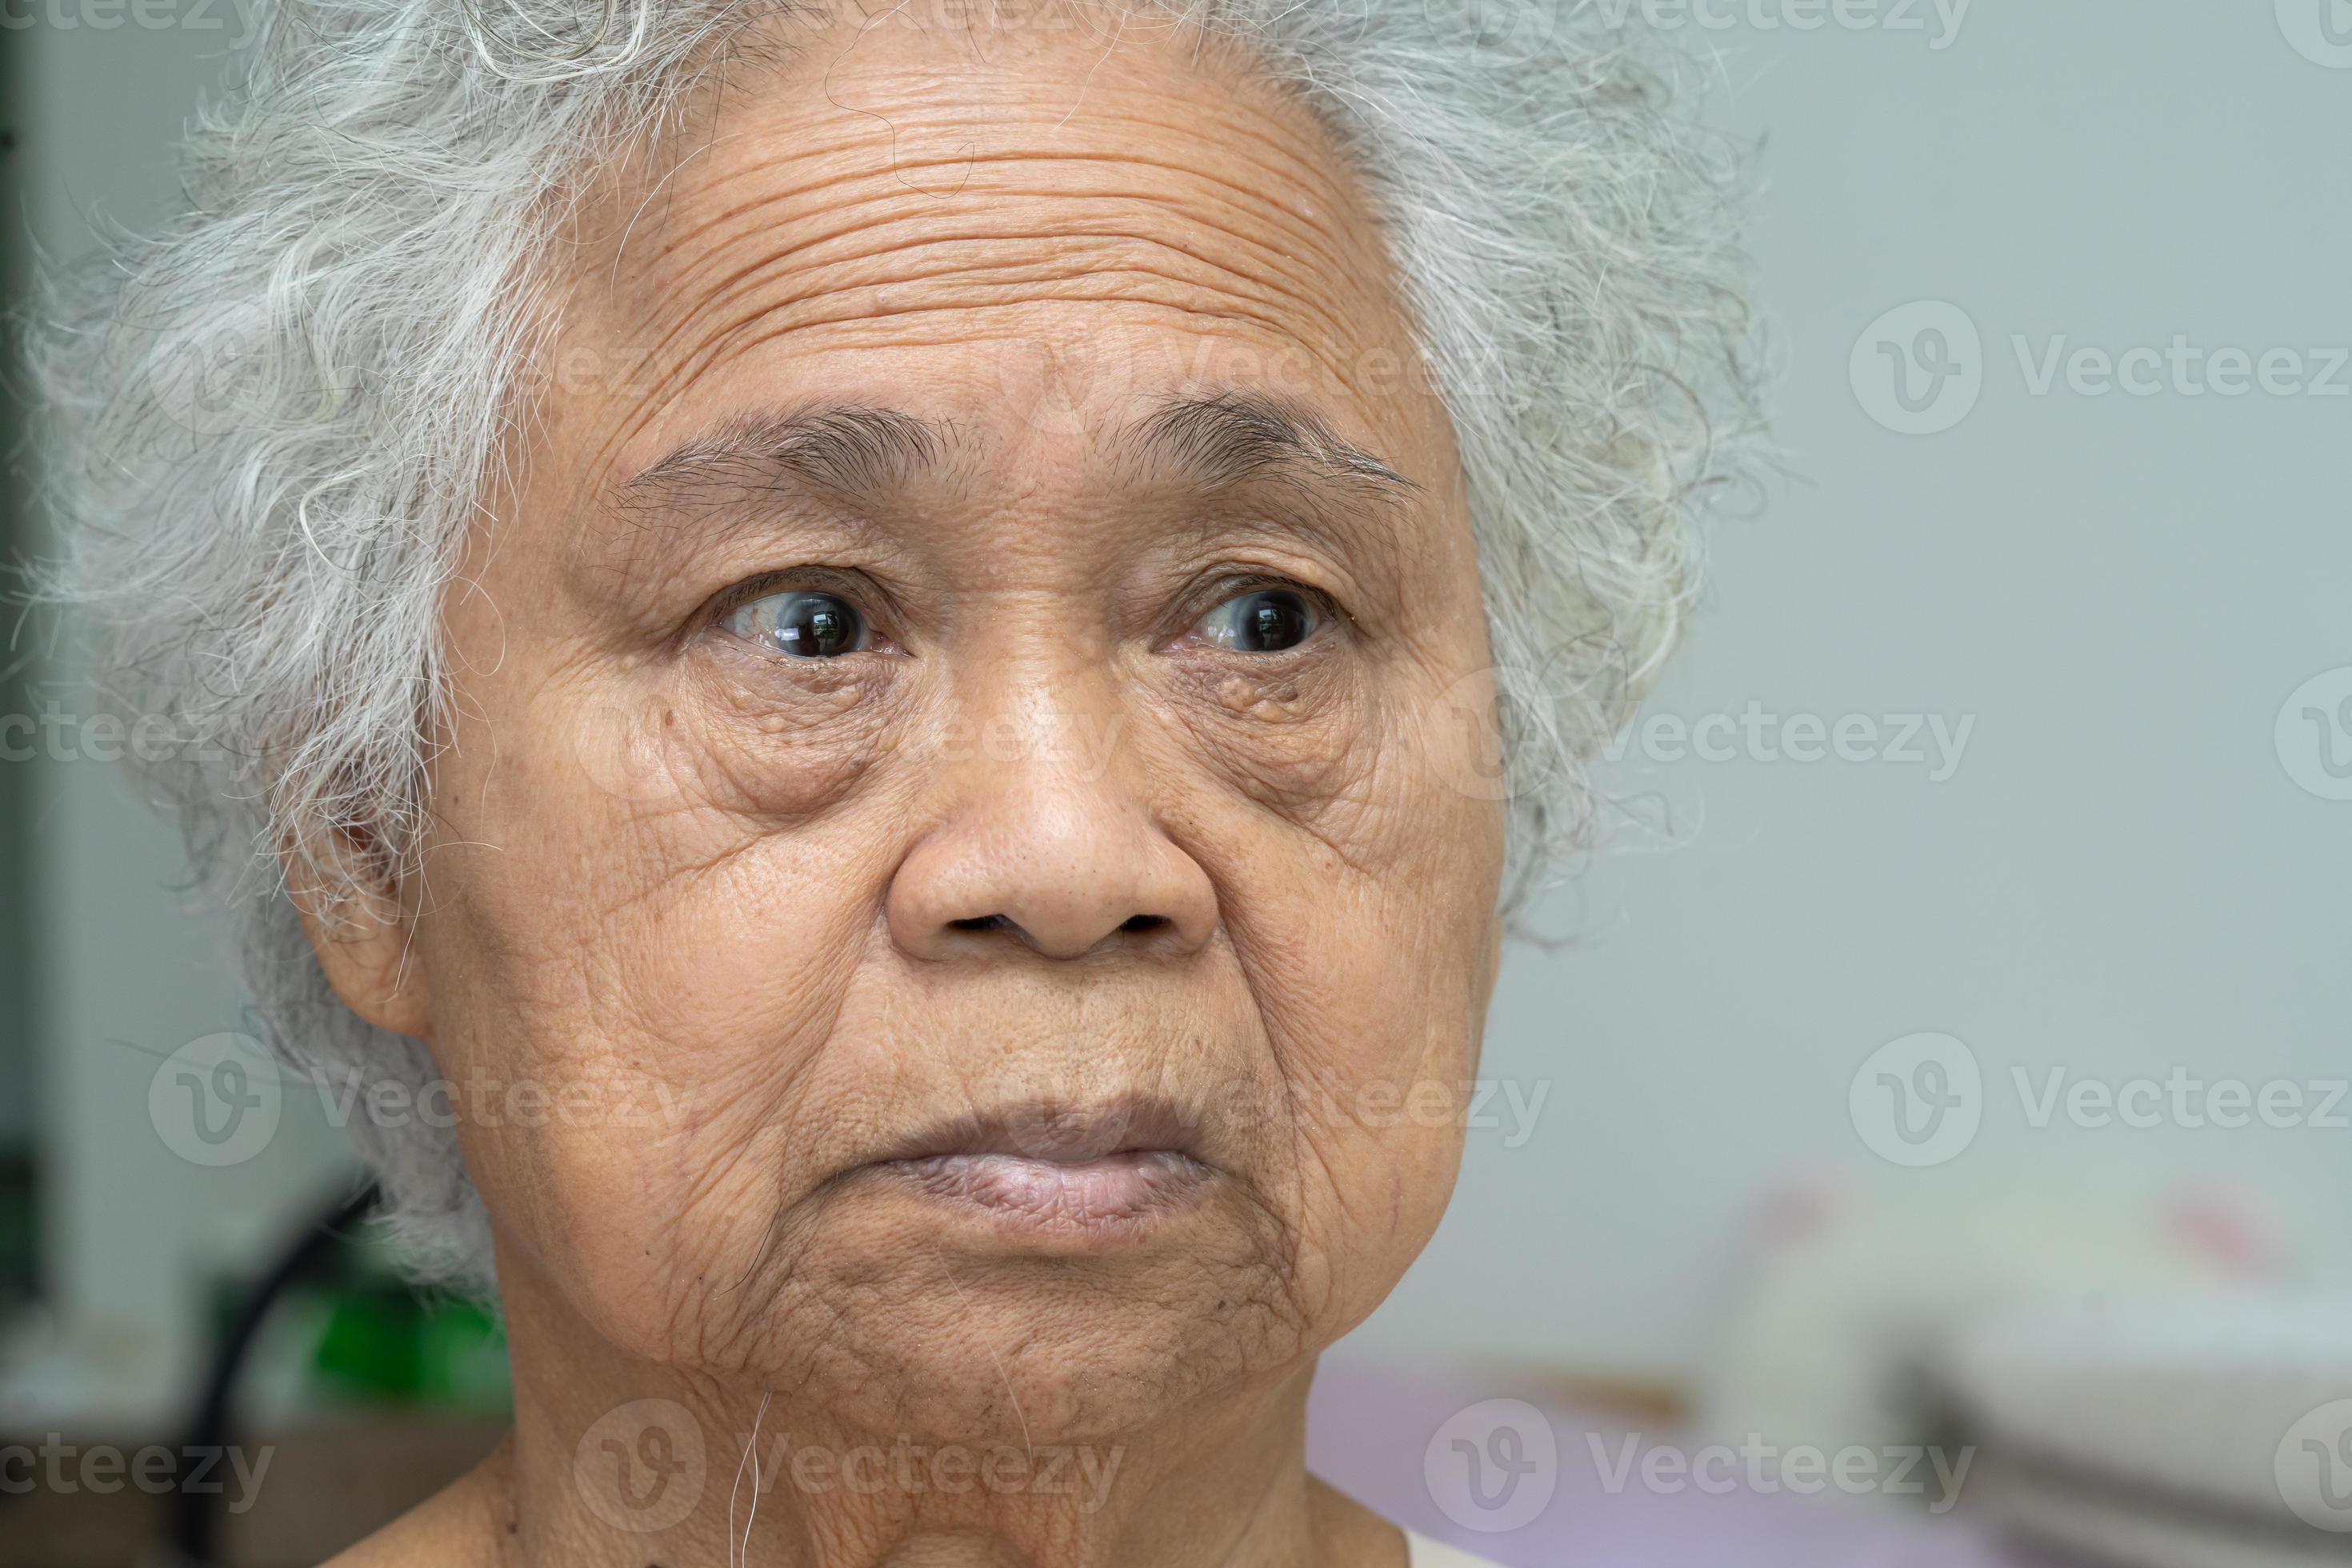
[886,699,1218,964]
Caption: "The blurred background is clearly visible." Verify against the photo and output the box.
[2,2,2348,1565]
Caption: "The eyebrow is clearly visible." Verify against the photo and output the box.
[1118,390,1418,500]
[619,402,948,502]
[610,388,1418,517]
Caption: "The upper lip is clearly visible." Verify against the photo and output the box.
[868,1094,1212,1167]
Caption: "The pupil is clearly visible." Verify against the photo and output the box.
[782,594,858,657]
[1243,592,1305,651]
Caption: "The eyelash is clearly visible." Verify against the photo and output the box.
[1175,573,1343,646]
[702,568,1346,655]
[704,567,894,648]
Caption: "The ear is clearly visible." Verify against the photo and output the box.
[282,831,434,1040]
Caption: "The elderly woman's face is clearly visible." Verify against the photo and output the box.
[334,6,1506,1440]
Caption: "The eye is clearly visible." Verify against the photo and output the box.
[1194,586,1322,654]
[725,589,874,658]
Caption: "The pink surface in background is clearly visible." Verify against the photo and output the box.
[1304,1358,2034,1568]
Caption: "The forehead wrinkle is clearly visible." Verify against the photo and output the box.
[590,204,1373,470]
[618,193,1381,428]
[604,248,1376,458]
[631,154,1377,367]
[640,89,1367,278]
[714,232,1342,348]
[550,17,1435,533]
[599,62,1396,370]
[650,156,1371,321]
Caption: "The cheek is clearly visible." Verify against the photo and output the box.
[561,636,925,826]
[414,862,885,1361]
[1190,688,1505,1317]
[410,673,904,1355]
[1203,635,1505,1074]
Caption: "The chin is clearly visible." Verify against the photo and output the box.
[702,1177,1324,1444]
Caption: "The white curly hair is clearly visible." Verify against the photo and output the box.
[29,0,1763,1289]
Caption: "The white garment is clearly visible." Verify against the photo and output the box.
[1403,1530,1508,1567]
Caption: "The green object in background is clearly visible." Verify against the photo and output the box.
[309,1286,514,1411]
[196,1200,516,1421]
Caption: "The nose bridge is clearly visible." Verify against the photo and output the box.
[966,648,1125,792]
[886,646,1216,963]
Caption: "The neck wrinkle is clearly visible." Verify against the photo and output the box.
[486,1291,1327,1568]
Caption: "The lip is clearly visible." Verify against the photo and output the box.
[855,1096,1218,1241]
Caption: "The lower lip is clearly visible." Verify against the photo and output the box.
[877,1150,1214,1237]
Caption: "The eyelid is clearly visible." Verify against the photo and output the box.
[1179,574,1344,648]
[706,567,904,653]
[701,567,1346,656]
[711,565,874,613]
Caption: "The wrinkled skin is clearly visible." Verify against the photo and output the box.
[309,6,1507,1565]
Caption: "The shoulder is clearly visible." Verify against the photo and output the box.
[318,1435,511,1568]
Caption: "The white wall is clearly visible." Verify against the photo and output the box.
[1354,1,2352,1374]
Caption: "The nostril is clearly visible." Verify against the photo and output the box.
[939,911,1171,951]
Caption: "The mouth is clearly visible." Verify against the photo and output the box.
[855,1096,1218,1242]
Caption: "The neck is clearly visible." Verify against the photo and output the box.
[457,1263,1395,1568]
